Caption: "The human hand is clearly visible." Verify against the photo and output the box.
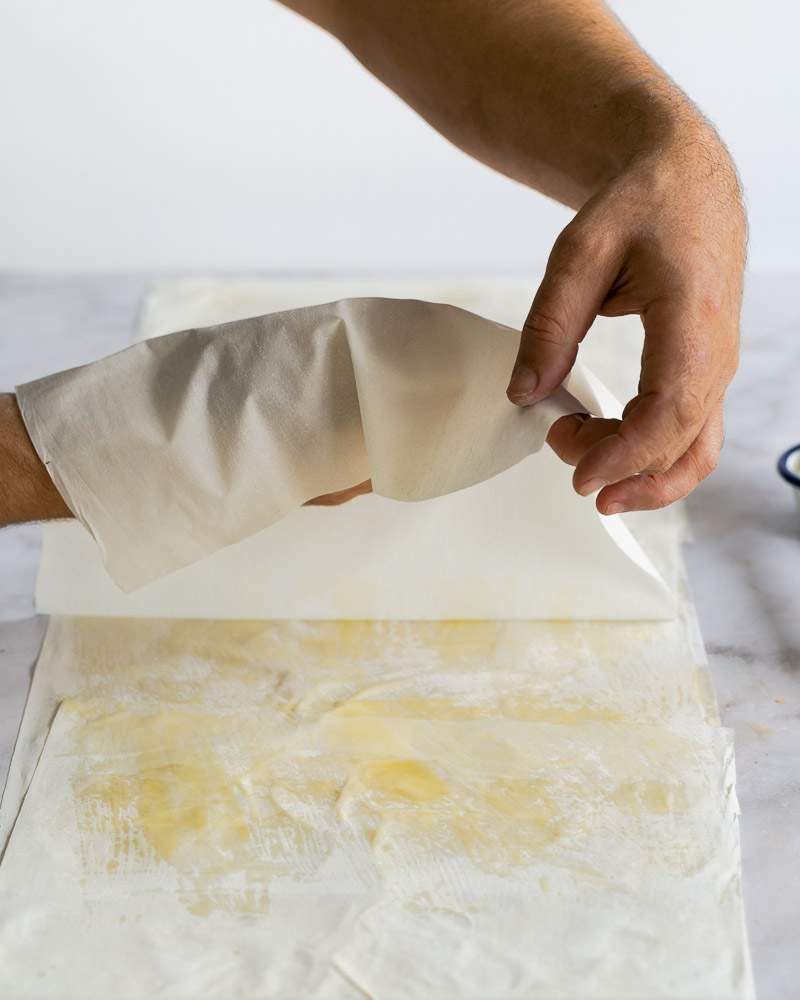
[507,130,746,514]
[0,393,73,527]
[305,479,373,506]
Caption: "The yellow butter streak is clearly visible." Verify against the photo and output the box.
[60,618,708,918]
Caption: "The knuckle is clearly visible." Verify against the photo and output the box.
[523,306,572,347]
[696,288,725,322]
[669,391,706,431]
[644,453,674,475]
[690,445,719,482]
[553,220,614,266]
[552,223,588,259]
[617,418,681,474]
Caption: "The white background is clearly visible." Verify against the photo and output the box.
[1,0,797,274]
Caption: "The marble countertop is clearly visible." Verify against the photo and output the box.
[1,273,798,999]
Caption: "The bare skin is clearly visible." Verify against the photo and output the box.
[0,394,72,525]
[1,1,745,523]
[304,479,372,506]
[282,0,746,513]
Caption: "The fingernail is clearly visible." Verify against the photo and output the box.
[576,477,607,496]
[604,502,625,515]
[507,366,539,404]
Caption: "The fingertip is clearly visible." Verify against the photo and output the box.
[506,365,540,405]
[597,479,645,515]
[547,411,589,437]
[574,475,607,497]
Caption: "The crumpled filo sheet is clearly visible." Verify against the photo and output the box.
[17,298,590,592]
[18,296,674,620]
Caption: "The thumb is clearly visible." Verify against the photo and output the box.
[507,223,621,405]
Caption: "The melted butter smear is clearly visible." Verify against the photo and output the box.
[332,695,625,725]
[61,618,709,918]
[68,702,699,916]
[357,760,447,803]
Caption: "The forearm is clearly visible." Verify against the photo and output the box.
[0,393,72,526]
[282,0,711,208]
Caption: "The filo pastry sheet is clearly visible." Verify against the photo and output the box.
[0,617,753,999]
[16,298,588,592]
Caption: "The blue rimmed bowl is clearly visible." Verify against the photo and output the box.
[778,444,800,513]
